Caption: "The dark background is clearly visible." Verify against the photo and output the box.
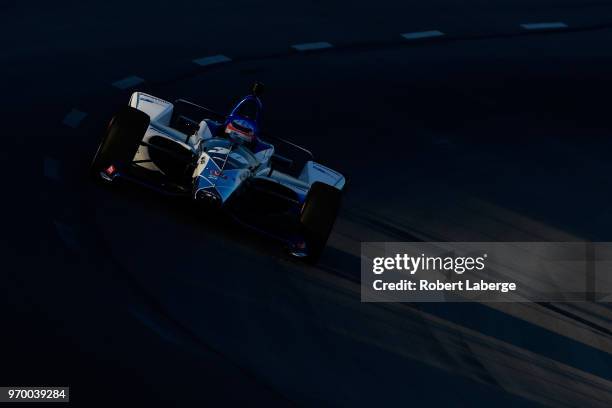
[3,1,612,406]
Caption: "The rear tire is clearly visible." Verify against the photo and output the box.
[300,182,342,263]
[90,106,150,178]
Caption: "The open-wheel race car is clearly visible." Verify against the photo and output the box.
[90,83,345,262]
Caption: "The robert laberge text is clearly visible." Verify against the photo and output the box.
[373,279,517,293]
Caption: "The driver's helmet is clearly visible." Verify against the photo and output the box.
[224,117,256,145]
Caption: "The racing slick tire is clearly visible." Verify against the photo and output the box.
[300,182,342,263]
[90,106,150,179]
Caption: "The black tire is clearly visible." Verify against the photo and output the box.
[300,182,342,263]
[90,106,150,177]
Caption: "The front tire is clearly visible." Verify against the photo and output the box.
[90,106,150,179]
[300,182,342,263]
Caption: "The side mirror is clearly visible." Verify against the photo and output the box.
[252,82,265,97]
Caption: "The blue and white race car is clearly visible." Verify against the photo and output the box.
[90,83,345,262]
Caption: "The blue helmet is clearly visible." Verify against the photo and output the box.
[224,83,264,144]
[225,117,257,144]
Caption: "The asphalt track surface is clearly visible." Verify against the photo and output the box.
[4,1,612,406]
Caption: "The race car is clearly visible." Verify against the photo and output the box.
[90,83,345,262]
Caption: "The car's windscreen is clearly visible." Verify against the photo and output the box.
[203,139,257,170]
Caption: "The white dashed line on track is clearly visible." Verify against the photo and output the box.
[112,75,144,90]
[44,157,60,181]
[401,30,445,40]
[62,109,87,128]
[291,42,334,51]
[193,54,232,66]
[521,22,568,30]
